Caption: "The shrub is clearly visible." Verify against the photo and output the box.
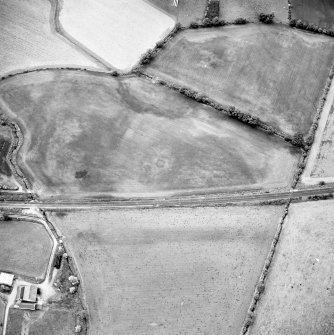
[202,18,212,26]
[212,17,220,26]
[190,21,199,29]
[289,19,296,27]
[291,132,305,147]
[296,19,306,29]
[257,282,265,294]
[156,41,165,48]
[234,17,248,25]
[259,12,275,24]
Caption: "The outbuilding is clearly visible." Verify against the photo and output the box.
[16,284,38,310]
[0,272,14,293]
[0,272,14,287]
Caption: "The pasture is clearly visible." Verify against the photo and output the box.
[147,0,207,25]
[0,71,298,199]
[6,307,75,335]
[291,0,334,30]
[49,205,283,335]
[59,0,175,71]
[250,200,334,335]
[147,24,334,135]
[0,0,97,77]
[0,220,53,280]
[220,0,288,23]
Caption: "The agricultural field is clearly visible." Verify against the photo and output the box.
[0,70,298,199]
[147,0,207,25]
[0,298,5,335]
[0,125,21,190]
[146,24,334,135]
[303,86,334,183]
[6,306,75,335]
[250,200,334,335]
[219,0,288,23]
[0,0,98,77]
[59,0,175,71]
[48,205,283,335]
[0,220,53,279]
[291,0,334,30]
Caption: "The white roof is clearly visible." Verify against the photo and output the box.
[0,272,14,286]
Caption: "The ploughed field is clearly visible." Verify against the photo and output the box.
[250,200,334,335]
[0,220,52,280]
[146,24,334,135]
[48,205,283,335]
[147,0,207,25]
[0,0,97,77]
[291,0,334,30]
[0,70,298,199]
[59,0,175,71]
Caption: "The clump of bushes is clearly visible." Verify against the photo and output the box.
[234,17,248,25]
[190,22,199,29]
[291,132,305,148]
[140,49,156,65]
[201,17,226,27]
[138,23,182,66]
[259,12,275,24]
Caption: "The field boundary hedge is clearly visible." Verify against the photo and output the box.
[289,18,334,37]
[139,72,296,146]
[240,201,291,334]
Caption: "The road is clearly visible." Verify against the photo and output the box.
[0,186,332,210]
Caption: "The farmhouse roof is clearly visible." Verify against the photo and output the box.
[0,272,14,286]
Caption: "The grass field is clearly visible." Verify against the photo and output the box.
[291,0,334,30]
[6,306,75,335]
[0,299,5,335]
[220,0,288,23]
[147,24,334,135]
[49,205,283,335]
[0,70,298,199]
[250,200,334,335]
[59,0,175,71]
[147,0,207,25]
[0,0,98,77]
[0,220,53,279]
